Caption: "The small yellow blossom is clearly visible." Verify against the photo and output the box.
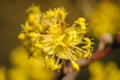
[18,33,25,40]
[28,13,40,24]
[45,56,62,71]
[26,4,41,14]
[44,8,67,21]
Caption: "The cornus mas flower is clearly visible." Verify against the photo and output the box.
[18,5,93,71]
[90,2,120,39]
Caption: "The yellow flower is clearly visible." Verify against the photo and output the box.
[18,5,93,71]
[0,67,6,80]
[45,56,62,71]
[89,61,120,80]
[18,33,25,40]
[90,2,120,39]
[28,13,40,24]
[9,47,53,80]
[44,8,67,21]
[54,8,67,20]
[82,38,93,58]
[26,4,41,14]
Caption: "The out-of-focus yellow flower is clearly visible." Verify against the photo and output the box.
[18,5,93,71]
[26,5,41,14]
[90,2,120,39]
[8,68,27,80]
[9,47,53,80]
[0,67,6,80]
[89,61,120,80]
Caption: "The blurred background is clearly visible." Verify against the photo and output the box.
[0,0,120,80]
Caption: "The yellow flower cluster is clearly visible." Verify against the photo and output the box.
[9,47,54,80]
[18,5,93,71]
[0,47,54,80]
[89,61,120,80]
[90,2,120,39]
